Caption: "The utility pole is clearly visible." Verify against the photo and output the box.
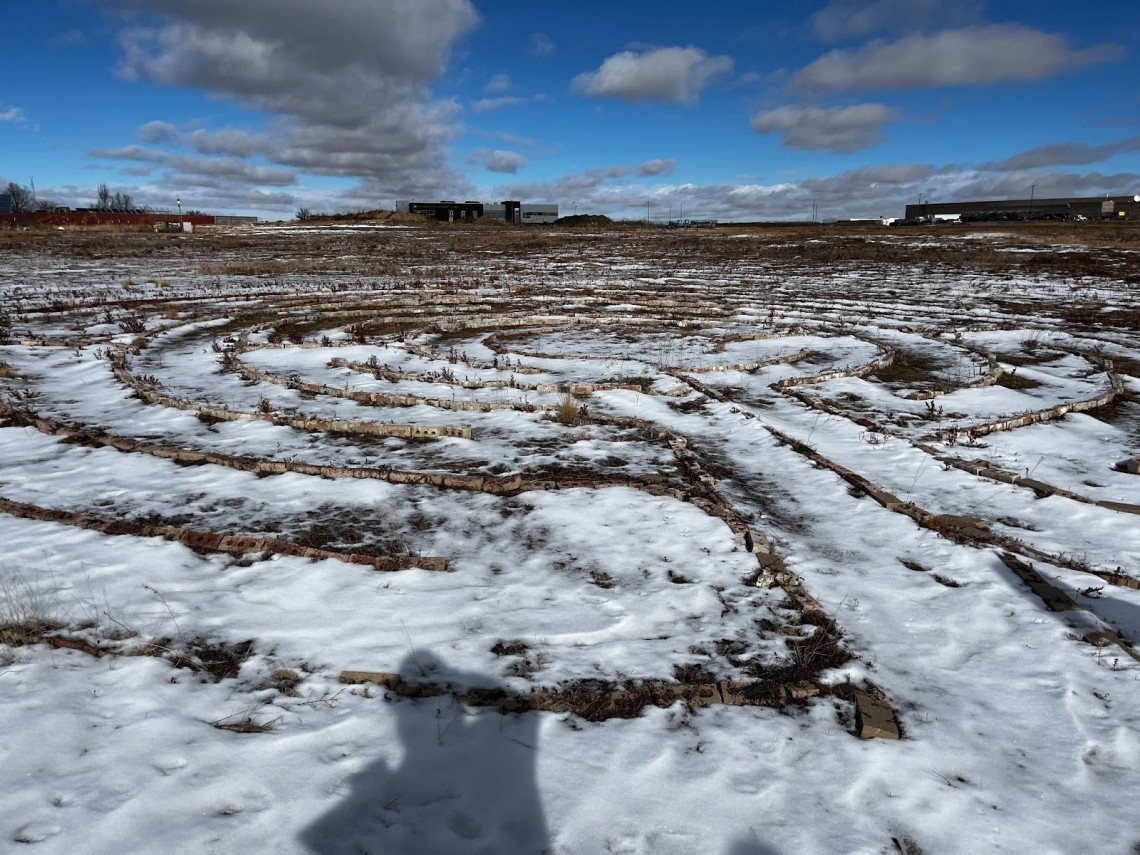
[1029,184,1035,219]
[177,197,182,231]
[646,201,650,223]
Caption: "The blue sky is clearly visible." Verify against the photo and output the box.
[2,0,1139,220]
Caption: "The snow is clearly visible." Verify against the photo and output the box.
[2,223,1140,854]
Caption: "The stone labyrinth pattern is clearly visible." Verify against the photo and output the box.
[2,224,1139,729]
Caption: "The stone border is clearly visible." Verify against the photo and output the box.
[337,670,897,737]
[929,349,1124,443]
[110,350,475,440]
[0,495,447,572]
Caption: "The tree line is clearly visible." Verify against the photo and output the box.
[4,181,164,214]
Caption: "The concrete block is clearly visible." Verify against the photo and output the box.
[854,692,900,740]
[339,670,403,688]
[744,529,771,554]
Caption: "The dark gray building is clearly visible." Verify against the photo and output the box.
[0,192,11,214]
[905,194,1140,221]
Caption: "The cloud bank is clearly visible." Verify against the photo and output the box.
[795,25,1119,91]
[573,46,732,105]
[751,104,896,153]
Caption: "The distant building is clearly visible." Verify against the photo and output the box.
[905,194,1140,222]
[0,192,11,214]
[396,199,558,224]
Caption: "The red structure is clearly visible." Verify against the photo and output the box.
[0,211,251,228]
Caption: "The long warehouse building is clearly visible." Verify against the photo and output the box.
[905,194,1140,222]
[396,199,559,224]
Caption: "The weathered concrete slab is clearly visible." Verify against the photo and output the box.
[854,692,900,740]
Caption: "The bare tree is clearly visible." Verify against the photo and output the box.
[6,182,33,213]
[96,183,111,210]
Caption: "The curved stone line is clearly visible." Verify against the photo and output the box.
[233,359,547,413]
[686,347,815,375]
[667,357,1140,581]
[929,355,1123,443]
[0,495,447,572]
[0,396,835,641]
[337,671,900,738]
[0,401,662,497]
[338,669,826,719]
[235,357,641,414]
[903,337,1002,401]
[764,424,1140,588]
[770,343,896,389]
[916,447,1140,518]
[109,351,475,441]
[327,357,644,395]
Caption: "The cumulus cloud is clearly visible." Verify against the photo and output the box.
[470,149,527,174]
[189,128,272,158]
[750,104,896,153]
[988,136,1140,170]
[638,159,676,176]
[136,120,179,143]
[794,25,1120,91]
[97,0,479,209]
[810,0,984,41]
[0,107,26,123]
[91,145,297,186]
[572,46,733,105]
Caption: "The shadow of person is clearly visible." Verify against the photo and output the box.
[729,838,783,855]
[300,653,550,855]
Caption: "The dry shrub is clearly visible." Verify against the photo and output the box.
[0,576,62,646]
[556,392,581,425]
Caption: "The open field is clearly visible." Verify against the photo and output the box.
[2,220,1140,853]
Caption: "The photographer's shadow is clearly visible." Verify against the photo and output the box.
[301,654,549,854]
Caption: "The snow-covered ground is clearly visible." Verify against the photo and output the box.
[1,223,1139,854]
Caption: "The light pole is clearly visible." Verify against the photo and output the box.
[646,201,650,223]
[177,197,182,231]
[1029,184,1035,219]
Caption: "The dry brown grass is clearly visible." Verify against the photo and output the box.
[555,392,581,425]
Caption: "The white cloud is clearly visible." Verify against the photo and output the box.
[106,0,479,200]
[0,107,26,124]
[91,145,297,186]
[750,104,896,153]
[988,136,1140,170]
[638,159,676,176]
[810,0,984,41]
[794,25,1120,91]
[572,46,732,105]
[136,120,179,143]
[470,149,527,174]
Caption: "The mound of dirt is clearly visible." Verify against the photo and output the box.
[554,214,614,226]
